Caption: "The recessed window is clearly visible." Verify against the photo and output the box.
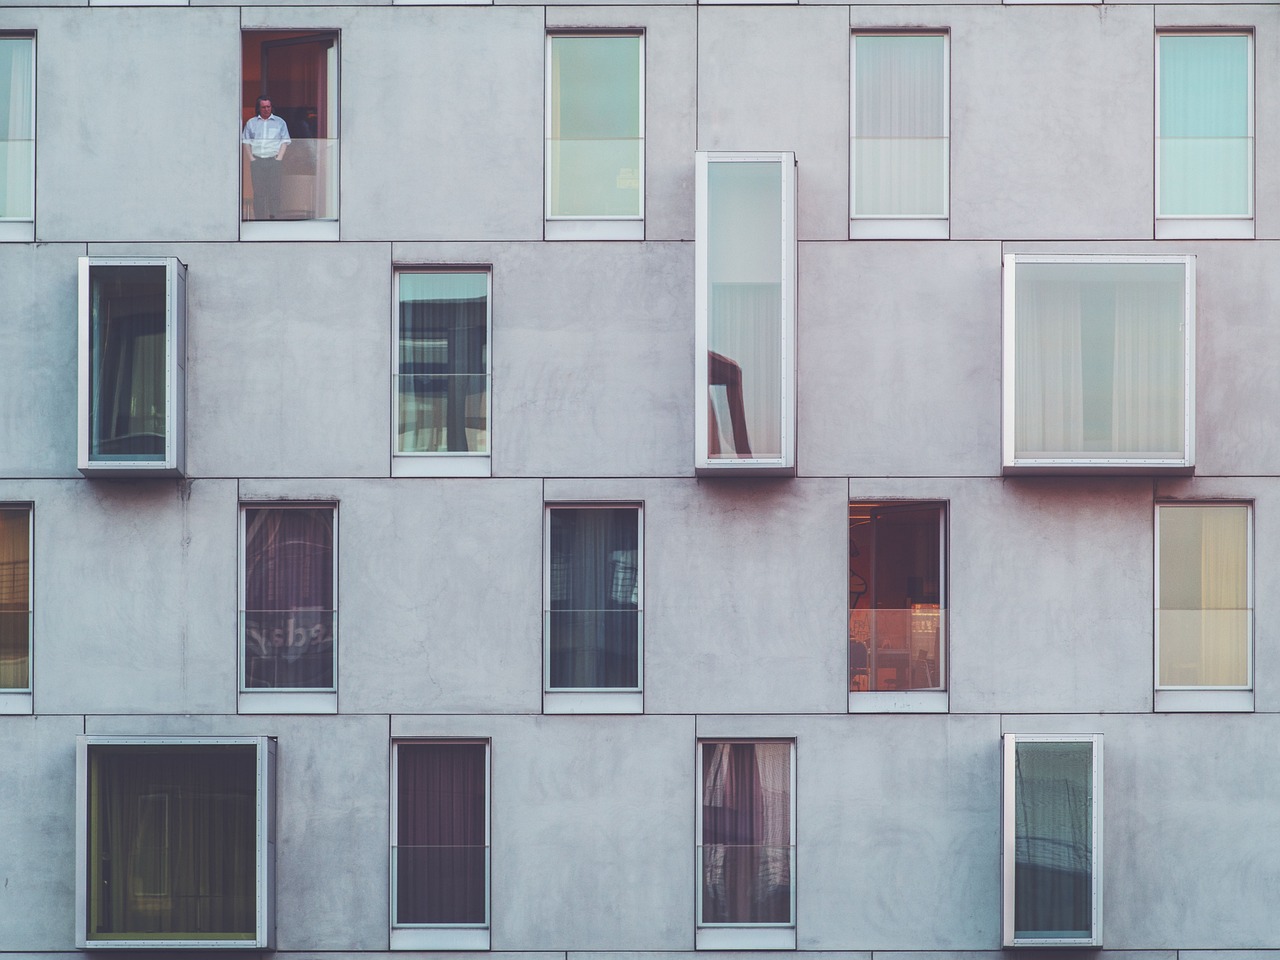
[545,33,643,240]
[0,505,31,713]
[0,35,34,242]
[544,504,642,714]
[1002,734,1103,947]
[239,504,336,714]
[695,152,797,475]
[76,737,276,950]
[1156,502,1252,712]
[391,741,490,950]
[849,502,946,712]
[393,270,491,478]
[1002,254,1194,474]
[78,258,187,476]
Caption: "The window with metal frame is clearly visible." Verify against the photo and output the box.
[0,34,35,241]
[0,504,31,713]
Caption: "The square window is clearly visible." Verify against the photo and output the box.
[695,152,797,475]
[1002,254,1194,474]
[393,269,491,478]
[848,501,946,712]
[1001,734,1103,947]
[0,504,31,713]
[391,740,490,950]
[75,737,276,950]
[0,35,35,241]
[545,33,644,240]
[1156,502,1252,711]
[77,258,187,476]
[544,504,642,714]
[697,740,795,950]
[239,504,337,714]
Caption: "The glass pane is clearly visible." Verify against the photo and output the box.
[0,37,34,220]
[0,508,30,690]
[87,745,257,941]
[241,138,339,221]
[1014,740,1094,941]
[89,265,168,462]
[707,161,783,461]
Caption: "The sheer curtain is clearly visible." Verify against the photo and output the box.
[1015,277,1084,457]
[0,508,29,689]
[1111,279,1184,456]
[0,38,33,220]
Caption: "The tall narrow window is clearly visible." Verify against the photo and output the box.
[1156,503,1252,711]
[0,505,31,711]
[393,270,491,477]
[697,740,795,950]
[849,502,946,712]
[391,741,490,950]
[544,504,642,714]
[0,35,34,241]
[851,33,948,236]
[545,33,643,240]
[695,152,797,475]
[78,258,187,476]
[1003,254,1194,473]
[239,504,336,714]
[1002,734,1103,947]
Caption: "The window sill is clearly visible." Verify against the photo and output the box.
[544,690,642,715]
[696,927,796,951]
[849,690,947,713]
[391,926,490,951]
[1003,458,1193,476]
[393,455,491,479]
[239,690,337,714]
[1155,689,1253,713]
[1156,218,1253,240]
[241,219,339,242]
[850,218,948,240]
[0,692,32,715]
[545,219,643,241]
[0,221,34,242]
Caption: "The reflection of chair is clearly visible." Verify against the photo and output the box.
[850,640,869,691]
[707,351,752,456]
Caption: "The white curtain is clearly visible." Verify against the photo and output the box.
[0,38,34,220]
[709,284,782,460]
[1110,280,1183,456]
[1015,278,1084,457]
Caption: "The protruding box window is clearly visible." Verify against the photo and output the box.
[695,152,797,475]
[78,258,186,476]
[1156,502,1252,712]
[239,504,337,714]
[697,739,795,950]
[75,737,276,950]
[544,504,642,714]
[0,35,34,242]
[1002,254,1194,474]
[0,505,31,714]
[393,269,491,478]
[391,741,490,950]
[849,501,946,712]
[545,33,644,240]
[1002,734,1102,948]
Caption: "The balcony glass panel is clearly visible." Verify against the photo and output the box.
[241,139,338,221]
[240,609,335,690]
[393,845,489,925]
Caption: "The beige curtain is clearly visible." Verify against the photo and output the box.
[0,508,29,689]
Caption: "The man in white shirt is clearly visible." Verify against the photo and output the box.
[241,97,292,219]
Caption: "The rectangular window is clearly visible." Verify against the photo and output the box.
[849,502,946,712]
[1002,254,1194,473]
[0,505,31,712]
[239,504,336,714]
[1001,734,1103,947]
[391,741,490,950]
[0,35,34,241]
[544,504,642,714]
[697,740,795,950]
[1156,502,1252,711]
[851,33,948,237]
[76,737,276,950]
[393,270,491,478]
[695,152,797,475]
[545,33,643,240]
[77,257,187,476]
[1157,33,1252,234]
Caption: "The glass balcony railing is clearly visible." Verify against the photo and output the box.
[0,610,31,690]
[698,844,795,926]
[1158,137,1252,217]
[849,606,944,693]
[544,609,641,691]
[392,844,489,926]
[395,374,489,455]
[547,138,642,218]
[1158,608,1252,687]
[240,609,335,691]
[241,138,339,222]
[0,138,34,220]
[851,136,948,218]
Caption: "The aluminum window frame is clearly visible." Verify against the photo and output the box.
[0,502,33,714]
[0,33,36,241]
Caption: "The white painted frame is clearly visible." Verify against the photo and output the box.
[0,34,35,242]
[0,503,33,714]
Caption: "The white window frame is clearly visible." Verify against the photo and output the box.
[390,739,491,950]
[544,31,645,241]
[1001,253,1196,475]
[543,502,643,714]
[77,257,186,477]
[849,31,950,239]
[75,736,276,950]
[1155,31,1254,239]
[0,502,32,714]
[0,33,35,242]
[1154,501,1254,713]
[1001,733,1103,948]
[391,267,493,478]
[237,502,338,715]
[694,151,798,476]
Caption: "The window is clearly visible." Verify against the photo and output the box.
[544,504,642,714]
[1001,734,1102,947]
[1157,33,1252,236]
[391,741,490,950]
[77,258,187,476]
[239,504,336,714]
[1156,502,1252,711]
[697,740,795,950]
[393,270,491,478]
[0,35,34,242]
[241,30,339,239]
[851,33,948,237]
[0,505,31,713]
[695,152,797,475]
[849,501,946,712]
[545,33,643,240]
[1002,254,1194,473]
[75,737,276,950]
